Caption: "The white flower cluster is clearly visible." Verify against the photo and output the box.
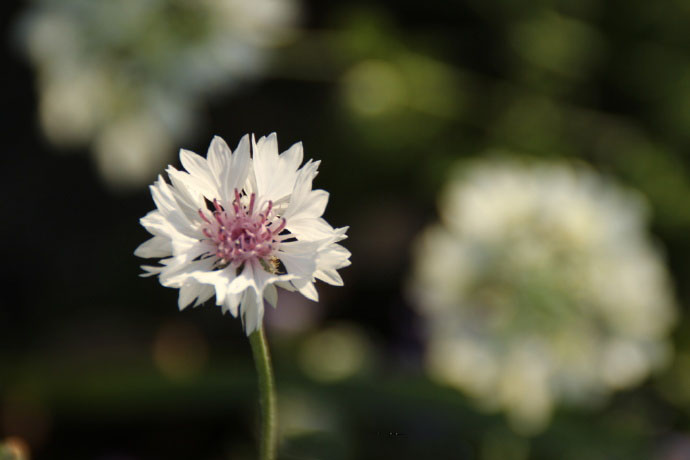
[18,0,299,188]
[410,157,677,433]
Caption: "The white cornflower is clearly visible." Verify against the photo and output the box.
[135,134,351,334]
[410,157,677,433]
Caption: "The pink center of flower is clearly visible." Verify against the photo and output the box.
[199,189,286,265]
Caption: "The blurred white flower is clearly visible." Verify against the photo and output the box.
[17,0,300,189]
[410,157,677,433]
[135,133,350,335]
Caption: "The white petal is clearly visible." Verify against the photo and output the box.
[220,134,251,200]
[284,190,329,224]
[186,264,238,305]
[222,292,242,316]
[179,148,218,198]
[333,226,349,242]
[140,265,164,277]
[166,166,214,204]
[264,283,278,308]
[227,262,258,295]
[139,211,196,249]
[314,242,351,285]
[165,167,205,222]
[283,161,323,220]
[166,166,206,208]
[242,288,263,335]
[301,282,319,301]
[315,269,344,286]
[149,178,200,239]
[252,132,302,202]
[180,148,211,182]
[320,243,352,267]
[134,236,171,258]
[286,217,339,241]
[149,176,180,217]
[252,133,279,198]
[258,133,279,158]
[207,136,230,178]
[194,284,215,307]
[275,280,296,292]
[291,278,319,302]
[178,282,202,310]
[278,241,320,279]
[281,141,304,172]
[159,255,216,288]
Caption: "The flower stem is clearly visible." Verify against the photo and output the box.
[248,326,277,460]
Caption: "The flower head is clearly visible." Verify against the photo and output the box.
[136,133,351,334]
[410,157,677,433]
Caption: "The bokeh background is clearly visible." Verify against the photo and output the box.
[3,0,690,459]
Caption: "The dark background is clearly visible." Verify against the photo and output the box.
[3,0,690,459]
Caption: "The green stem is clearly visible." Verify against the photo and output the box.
[248,326,278,460]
